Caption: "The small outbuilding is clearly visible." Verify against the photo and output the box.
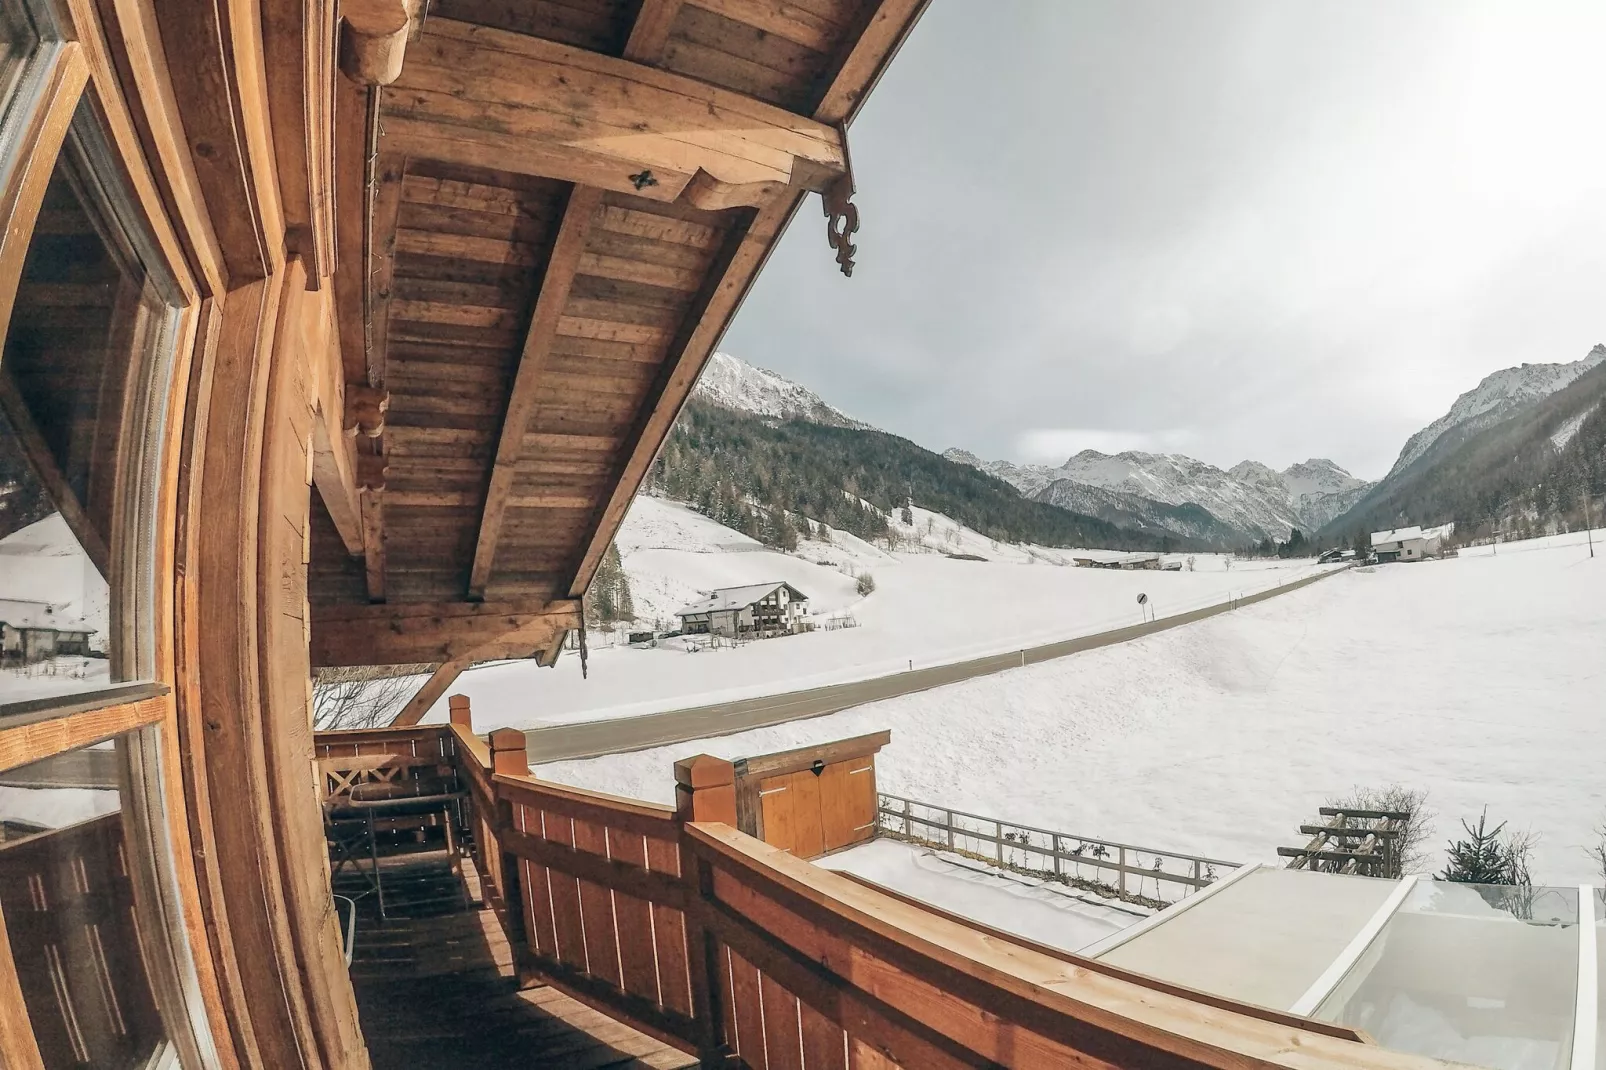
[676,582,810,639]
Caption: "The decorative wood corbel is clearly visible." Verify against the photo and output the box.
[344,384,388,438]
[822,124,858,277]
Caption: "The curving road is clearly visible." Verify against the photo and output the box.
[523,565,1348,764]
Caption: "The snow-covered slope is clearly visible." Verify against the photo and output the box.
[1386,344,1606,478]
[949,449,1372,542]
[691,351,865,428]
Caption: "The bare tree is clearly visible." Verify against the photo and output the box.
[312,665,429,730]
[1325,784,1436,874]
[1590,820,1606,885]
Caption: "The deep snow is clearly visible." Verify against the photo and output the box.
[421,496,1325,727]
[534,529,1606,887]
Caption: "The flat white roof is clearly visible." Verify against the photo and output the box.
[1371,526,1425,546]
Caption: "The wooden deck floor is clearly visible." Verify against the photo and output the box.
[336,844,695,1069]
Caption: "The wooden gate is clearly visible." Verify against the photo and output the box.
[737,732,886,860]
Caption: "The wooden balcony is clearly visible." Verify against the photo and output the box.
[312,713,1458,1070]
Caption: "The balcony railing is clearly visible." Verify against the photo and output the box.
[313,711,1459,1070]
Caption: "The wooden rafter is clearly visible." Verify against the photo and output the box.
[380,20,846,209]
[0,369,112,577]
[468,184,605,600]
[622,0,684,60]
[310,598,582,667]
[566,191,801,598]
[389,656,471,727]
[813,0,930,125]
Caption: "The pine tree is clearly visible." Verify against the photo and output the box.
[1440,809,1524,885]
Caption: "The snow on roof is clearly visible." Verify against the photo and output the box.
[1370,526,1424,546]
[0,598,90,631]
[675,581,807,617]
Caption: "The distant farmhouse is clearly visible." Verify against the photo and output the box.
[677,582,810,639]
[1073,553,1162,571]
[0,598,94,665]
[1370,523,1454,563]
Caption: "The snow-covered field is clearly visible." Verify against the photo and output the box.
[421,496,1325,727]
[535,529,1606,888]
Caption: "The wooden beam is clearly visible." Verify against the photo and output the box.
[380,20,845,207]
[389,656,470,726]
[812,0,930,126]
[359,486,386,601]
[339,0,412,86]
[566,191,803,597]
[333,76,370,384]
[366,153,406,390]
[310,597,581,667]
[622,0,684,60]
[311,410,363,554]
[468,185,604,599]
[0,369,112,577]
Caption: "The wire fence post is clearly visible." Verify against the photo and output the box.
[995,820,1003,866]
[1119,846,1127,901]
[902,796,911,837]
[1053,835,1062,880]
[945,810,954,850]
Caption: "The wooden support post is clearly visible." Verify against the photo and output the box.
[448,694,471,731]
[489,727,529,777]
[673,754,736,825]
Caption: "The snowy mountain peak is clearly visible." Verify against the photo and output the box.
[947,448,1374,543]
[1387,344,1606,478]
[692,352,866,428]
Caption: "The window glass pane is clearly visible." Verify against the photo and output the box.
[0,737,168,1067]
[0,125,168,709]
[0,4,36,122]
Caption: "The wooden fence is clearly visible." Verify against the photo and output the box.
[876,792,1239,909]
[312,711,1456,1070]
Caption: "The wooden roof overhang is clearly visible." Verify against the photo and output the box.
[307,0,927,685]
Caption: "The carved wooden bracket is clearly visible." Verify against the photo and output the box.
[822,125,857,278]
[344,384,389,437]
[357,452,388,492]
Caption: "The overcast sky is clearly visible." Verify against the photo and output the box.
[720,1,1606,479]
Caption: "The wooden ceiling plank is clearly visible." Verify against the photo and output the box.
[683,0,841,52]
[565,191,801,598]
[468,185,606,600]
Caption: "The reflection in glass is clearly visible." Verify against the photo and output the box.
[0,138,165,708]
[0,739,167,1067]
[1317,881,1579,1070]
[0,3,35,121]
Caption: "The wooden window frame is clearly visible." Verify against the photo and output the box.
[0,1,224,1067]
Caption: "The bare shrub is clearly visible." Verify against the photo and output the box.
[312,665,429,730]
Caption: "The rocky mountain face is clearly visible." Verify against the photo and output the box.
[691,351,866,428]
[946,448,1371,544]
[1385,344,1606,478]
[1326,353,1606,538]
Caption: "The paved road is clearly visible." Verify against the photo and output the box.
[523,565,1348,764]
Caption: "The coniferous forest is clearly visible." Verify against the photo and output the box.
[648,400,1182,552]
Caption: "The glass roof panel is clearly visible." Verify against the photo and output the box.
[1316,881,1579,1070]
[1097,867,1398,1011]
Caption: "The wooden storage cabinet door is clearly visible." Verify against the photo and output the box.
[819,760,877,853]
[758,773,799,856]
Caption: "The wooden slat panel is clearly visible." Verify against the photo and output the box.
[607,831,663,1006]
[790,771,824,860]
[572,818,624,988]
[543,811,589,971]
[727,947,768,1070]
[760,972,805,1070]
[801,1001,848,1070]
[849,1039,902,1070]
[758,775,797,857]
[645,836,693,1018]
